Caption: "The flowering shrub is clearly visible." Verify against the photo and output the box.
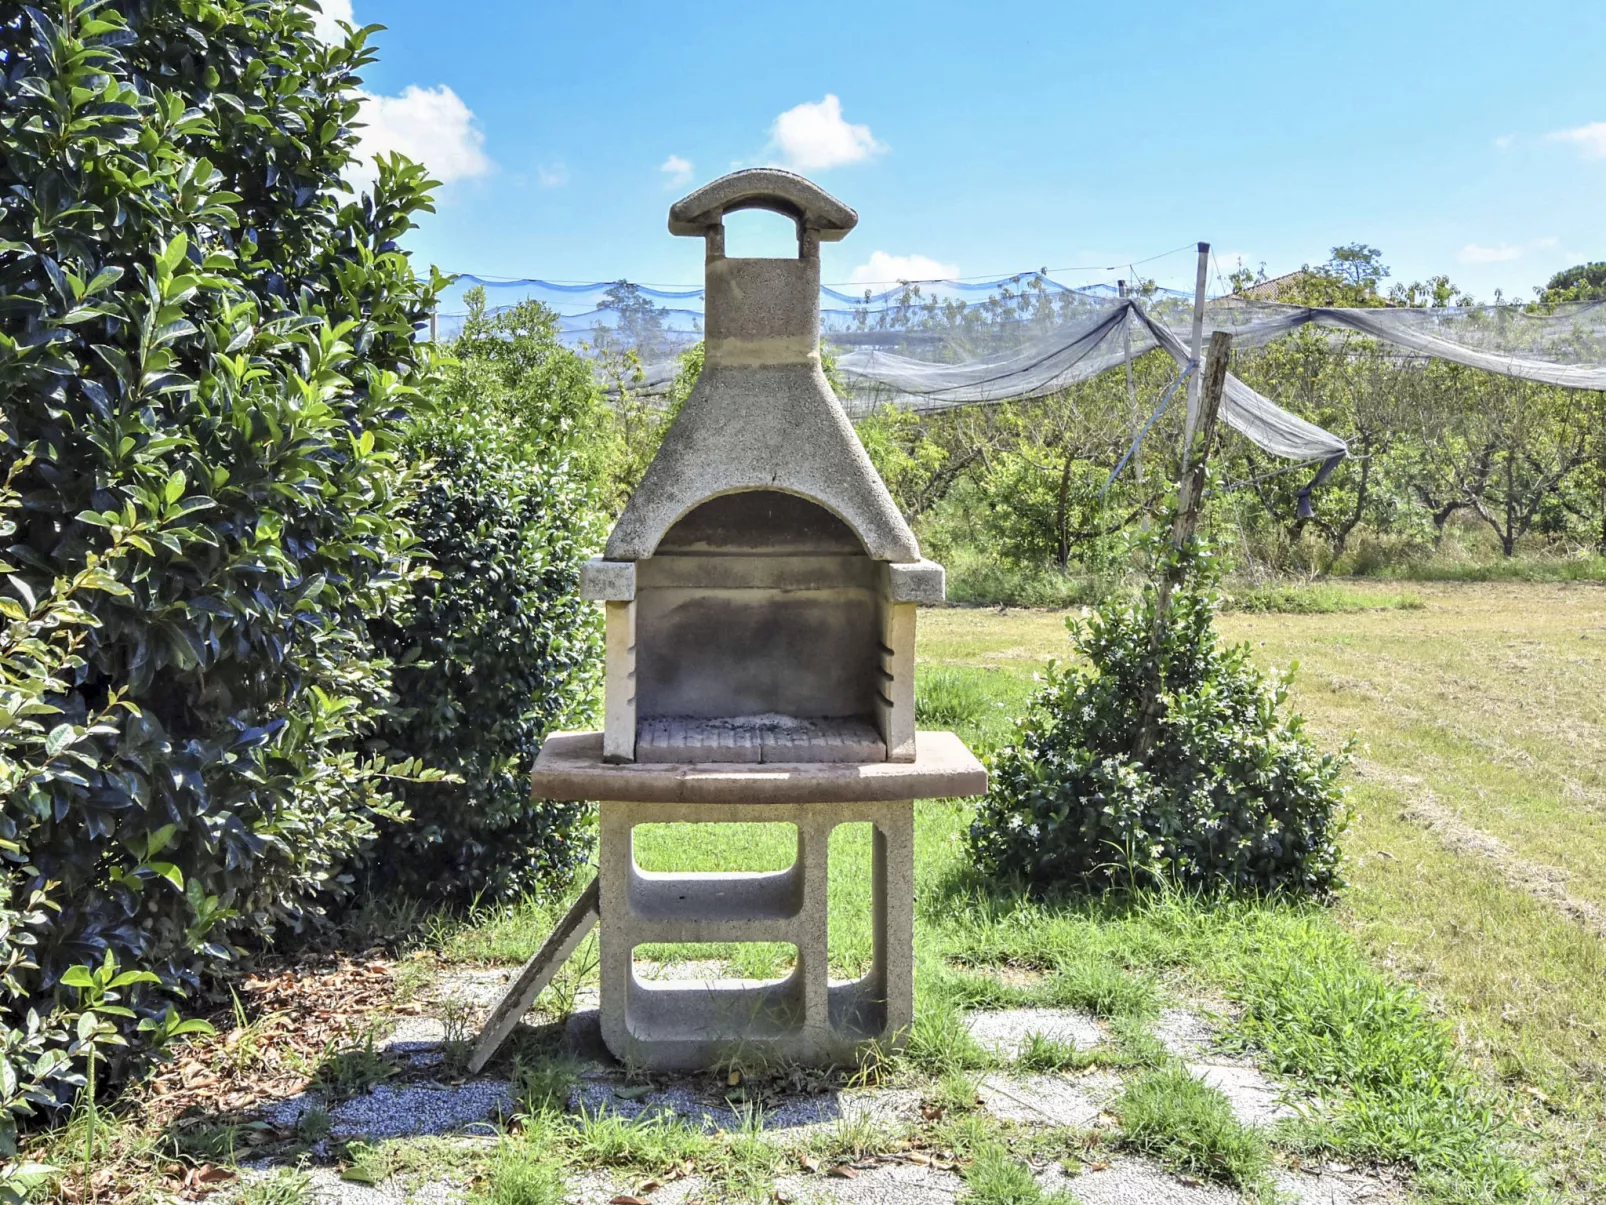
[971,578,1349,895]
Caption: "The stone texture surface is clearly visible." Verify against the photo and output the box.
[1187,1061,1299,1127]
[776,1162,962,1205]
[963,1008,1104,1058]
[603,600,637,763]
[604,367,920,563]
[569,1074,923,1133]
[976,1073,1103,1127]
[570,1171,710,1205]
[1277,1165,1405,1203]
[635,715,885,765]
[1041,1158,1239,1204]
[529,730,986,804]
[1154,1007,1218,1059]
[259,1080,514,1141]
[668,168,857,240]
[240,986,1403,1205]
[230,1166,465,1205]
[875,595,917,762]
[598,798,913,1070]
[607,171,914,564]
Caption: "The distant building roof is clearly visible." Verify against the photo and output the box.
[1231,269,1315,301]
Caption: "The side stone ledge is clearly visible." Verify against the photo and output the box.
[580,558,636,601]
[885,559,946,604]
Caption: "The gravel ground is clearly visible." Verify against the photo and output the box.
[1153,1008,1218,1060]
[228,1166,464,1205]
[569,1074,924,1133]
[773,1161,964,1205]
[234,994,1396,1205]
[1185,1061,1301,1127]
[976,1073,1107,1127]
[962,1007,1103,1058]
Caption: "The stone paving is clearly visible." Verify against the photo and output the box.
[231,964,1401,1205]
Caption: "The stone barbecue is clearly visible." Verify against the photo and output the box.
[471,169,986,1074]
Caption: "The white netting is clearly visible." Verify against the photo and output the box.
[438,272,1606,467]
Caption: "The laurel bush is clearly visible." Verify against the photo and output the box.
[0,0,440,1034]
[363,298,607,900]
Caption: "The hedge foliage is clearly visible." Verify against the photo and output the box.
[363,294,606,902]
[972,562,1349,895]
[0,0,441,1040]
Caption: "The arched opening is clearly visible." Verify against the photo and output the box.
[719,208,803,259]
[634,490,883,760]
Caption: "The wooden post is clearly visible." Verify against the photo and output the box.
[1132,329,1233,761]
[1181,242,1210,468]
[1118,280,1143,500]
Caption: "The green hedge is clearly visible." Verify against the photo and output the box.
[1,0,438,1040]
[364,408,603,901]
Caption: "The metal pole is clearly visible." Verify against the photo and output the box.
[430,304,438,343]
[1118,280,1143,498]
[1181,241,1210,469]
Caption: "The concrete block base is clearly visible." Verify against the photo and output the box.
[598,799,914,1071]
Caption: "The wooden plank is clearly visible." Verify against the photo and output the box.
[1181,241,1211,456]
[466,875,600,1073]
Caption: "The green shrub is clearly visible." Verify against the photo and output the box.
[363,409,602,901]
[971,575,1349,895]
[1,0,439,1044]
[358,295,606,901]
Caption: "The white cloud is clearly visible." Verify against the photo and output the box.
[1492,133,1515,150]
[1457,242,1524,264]
[353,84,491,188]
[1546,122,1606,158]
[660,154,694,186]
[538,162,570,188]
[768,95,885,172]
[310,0,354,43]
[847,251,959,289]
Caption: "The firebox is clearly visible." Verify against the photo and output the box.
[579,169,945,765]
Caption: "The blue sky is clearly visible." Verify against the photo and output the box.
[328,0,1605,303]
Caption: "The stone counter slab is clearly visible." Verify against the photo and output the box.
[530,729,986,803]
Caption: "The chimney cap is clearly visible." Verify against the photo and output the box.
[669,168,858,241]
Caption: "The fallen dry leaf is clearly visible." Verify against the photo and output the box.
[611,1195,650,1205]
[798,1155,819,1173]
[826,1167,858,1180]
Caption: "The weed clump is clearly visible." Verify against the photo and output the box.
[1114,1066,1271,1192]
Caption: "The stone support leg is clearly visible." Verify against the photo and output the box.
[596,798,914,1072]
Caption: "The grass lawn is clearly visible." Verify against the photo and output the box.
[437,580,1606,1202]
